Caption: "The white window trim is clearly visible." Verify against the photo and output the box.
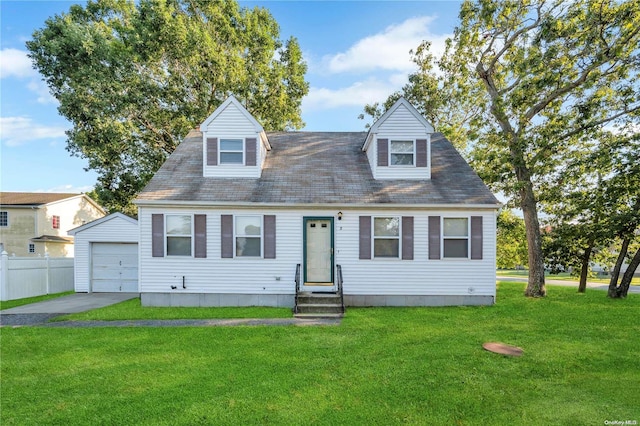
[28,243,35,253]
[218,137,245,166]
[0,211,8,227]
[52,215,61,229]
[442,216,470,260]
[389,139,416,168]
[372,216,401,259]
[234,215,263,258]
[165,214,194,257]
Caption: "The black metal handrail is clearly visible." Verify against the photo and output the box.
[294,263,301,314]
[336,264,345,313]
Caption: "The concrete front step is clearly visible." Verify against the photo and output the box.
[296,294,341,305]
[295,303,344,314]
[293,312,344,319]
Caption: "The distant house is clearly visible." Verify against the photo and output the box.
[0,192,105,257]
[134,96,500,312]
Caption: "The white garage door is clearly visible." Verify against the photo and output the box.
[91,243,138,292]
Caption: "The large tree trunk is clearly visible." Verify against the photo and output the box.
[521,181,546,297]
[578,241,594,293]
[615,247,640,298]
[608,237,630,297]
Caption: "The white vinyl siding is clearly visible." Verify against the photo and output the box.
[138,207,496,299]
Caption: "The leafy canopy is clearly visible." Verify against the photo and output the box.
[28,0,309,215]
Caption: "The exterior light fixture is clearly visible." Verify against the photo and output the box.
[337,211,343,220]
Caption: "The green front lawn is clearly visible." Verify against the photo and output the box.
[2,282,638,425]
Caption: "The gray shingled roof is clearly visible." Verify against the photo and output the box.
[136,131,499,206]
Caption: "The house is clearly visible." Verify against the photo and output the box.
[134,96,500,310]
[68,213,139,293]
[0,192,105,257]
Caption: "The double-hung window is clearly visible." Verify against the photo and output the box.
[443,217,469,258]
[390,140,415,166]
[219,138,244,164]
[28,243,35,253]
[373,217,400,258]
[166,215,192,256]
[52,215,60,229]
[0,211,7,227]
[235,216,261,257]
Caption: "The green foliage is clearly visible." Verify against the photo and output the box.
[496,209,528,269]
[27,0,309,215]
[2,283,639,424]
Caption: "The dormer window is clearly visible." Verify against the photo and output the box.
[219,138,244,164]
[390,140,415,166]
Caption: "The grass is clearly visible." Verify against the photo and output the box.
[53,298,291,321]
[497,269,640,285]
[2,282,639,425]
[0,291,74,311]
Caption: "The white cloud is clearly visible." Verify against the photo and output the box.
[0,116,67,147]
[27,80,57,104]
[35,184,95,194]
[303,76,406,111]
[322,16,449,74]
[0,48,36,79]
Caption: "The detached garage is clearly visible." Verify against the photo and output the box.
[68,213,139,293]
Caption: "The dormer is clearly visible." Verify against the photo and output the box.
[362,97,435,180]
[200,96,271,178]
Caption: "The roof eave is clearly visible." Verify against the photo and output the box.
[134,199,501,210]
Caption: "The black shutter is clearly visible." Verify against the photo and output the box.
[471,216,483,260]
[152,214,164,257]
[207,137,218,166]
[264,215,276,259]
[245,138,257,166]
[416,139,427,167]
[194,214,207,258]
[402,216,414,260]
[221,215,233,258]
[377,139,388,167]
[359,216,372,259]
[428,216,441,260]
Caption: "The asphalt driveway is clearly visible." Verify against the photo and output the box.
[0,293,138,326]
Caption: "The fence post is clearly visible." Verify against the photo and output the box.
[1,251,8,301]
[45,253,51,295]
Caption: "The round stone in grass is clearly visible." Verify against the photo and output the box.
[482,342,523,357]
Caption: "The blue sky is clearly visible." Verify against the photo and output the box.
[1,0,461,194]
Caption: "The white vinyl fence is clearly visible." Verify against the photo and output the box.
[0,251,74,301]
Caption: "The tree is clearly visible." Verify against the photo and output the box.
[365,0,640,296]
[27,0,309,215]
[496,209,528,269]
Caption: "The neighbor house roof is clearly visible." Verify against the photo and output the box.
[136,131,499,207]
[0,192,80,206]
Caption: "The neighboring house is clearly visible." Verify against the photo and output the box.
[0,192,105,257]
[135,96,500,310]
[68,213,139,293]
